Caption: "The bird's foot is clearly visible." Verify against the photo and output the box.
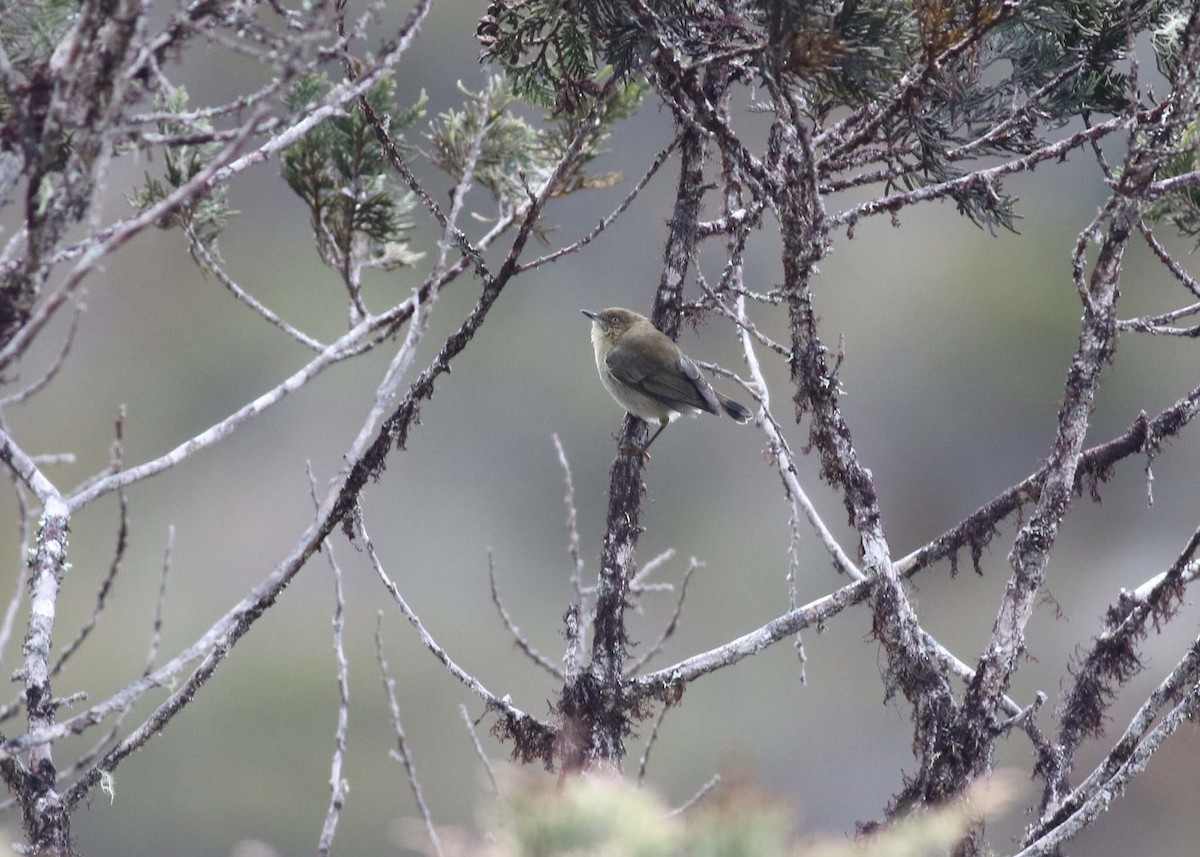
[619,443,650,463]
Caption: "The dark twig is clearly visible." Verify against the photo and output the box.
[1033,526,1200,825]
[895,385,1200,578]
[1137,221,1200,300]
[330,80,617,540]
[1018,636,1200,857]
[829,115,1129,230]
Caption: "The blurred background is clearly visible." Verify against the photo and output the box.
[2,3,1199,855]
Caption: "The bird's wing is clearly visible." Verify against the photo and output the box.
[676,354,721,414]
[606,338,719,414]
[604,339,654,385]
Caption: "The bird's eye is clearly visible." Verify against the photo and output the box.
[605,315,616,324]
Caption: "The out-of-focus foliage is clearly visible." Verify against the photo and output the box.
[455,772,1015,857]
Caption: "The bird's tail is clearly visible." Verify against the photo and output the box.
[718,393,753,423]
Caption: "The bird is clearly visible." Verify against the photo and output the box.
[581,307,752,456]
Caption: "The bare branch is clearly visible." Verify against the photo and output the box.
[635,703,670,785]
[828,115,1129,230]
[634,576,873,695]
[488,550,563,679]
[625,558,701,677]
[1137,221,1200,300]
[66,292,427,512]
[51,484,128,678]
[0,428,66,506]
[518,136,681,272]
[317,533,351,856]
[667,773,721,816]
[459,704,499,797]
[965,195,1141,724]
[1035,526,1200,821]
[358,508,545,728]
[1018,636,1200,857]
[187,225,324,351]
[142,527,174,676]
[552,433,585,598]
[375,613,443,857]
[0,300,83,407]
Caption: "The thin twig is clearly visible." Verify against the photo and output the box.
[0,14,429,372]
[375,612,443,857]
[66,289,431,512]
[0,418,31,672]
[518,136,681,272]
[459,704,499,797]
[51,484,128,678]
[552,433,585,599]
[628,548,677,593]
[187,225,324,351]
[1138,220,1200,299]
[357,508,540,725]
[625,558,701,676]
[0,112,268,376]
[1016,640,1200,857]
[0,427,66,506]
[0,300,84,407]
[636,703,670,785]
[50,526,179,801]
[666,773,721,816]
[725,302,860,580]
[143,527,174,676]
[488,550,563,679]
[318,534,351,856]
[828,114,1130,229]
[344,283,433,464]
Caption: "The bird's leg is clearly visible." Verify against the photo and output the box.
[619,419,668,462]
[638,420,670,462]
[641,420,669,453]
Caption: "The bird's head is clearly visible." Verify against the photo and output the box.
[581,307,646,344]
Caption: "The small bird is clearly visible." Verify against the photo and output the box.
[582,307,752,455]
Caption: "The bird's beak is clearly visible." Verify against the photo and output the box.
[580,309,599,321]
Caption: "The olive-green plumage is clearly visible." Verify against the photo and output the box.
[581,307,752,454]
